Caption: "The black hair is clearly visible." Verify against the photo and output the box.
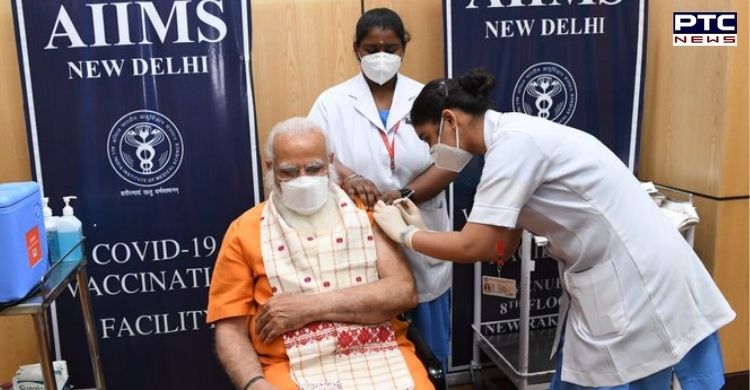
[354,8,411,47]
[411,69,496,126]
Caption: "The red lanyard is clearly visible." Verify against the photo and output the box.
[495,241,504,267]
[377,121,400,171]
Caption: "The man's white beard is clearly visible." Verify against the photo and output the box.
[269,170,342,235]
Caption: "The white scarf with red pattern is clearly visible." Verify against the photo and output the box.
[260,186,414,390]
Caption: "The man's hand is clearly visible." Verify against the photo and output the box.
[255,293,312,344]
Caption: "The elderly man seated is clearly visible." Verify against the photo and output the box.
[207,117,434,390]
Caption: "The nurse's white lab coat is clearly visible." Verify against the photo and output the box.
[468,110,735,386]
[308,73,452,303]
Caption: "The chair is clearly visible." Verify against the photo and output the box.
[403,313,447,390]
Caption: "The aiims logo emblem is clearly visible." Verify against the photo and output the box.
[108,110,184,187]
[673,12,737,46]
[513,62,577,125]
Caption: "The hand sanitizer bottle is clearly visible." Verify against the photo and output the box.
[58,196,83,262]
[43,197,60,264]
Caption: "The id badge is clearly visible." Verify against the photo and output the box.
[481,275,517,299]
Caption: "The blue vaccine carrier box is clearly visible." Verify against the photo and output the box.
[0,182,49,302]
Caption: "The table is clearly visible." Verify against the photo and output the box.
[0,240,106,390]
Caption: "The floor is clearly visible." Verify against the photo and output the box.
[449,371,750,390]
[447,370,526,390]
[450,382,516,390]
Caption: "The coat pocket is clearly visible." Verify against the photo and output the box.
[565,260,628,338]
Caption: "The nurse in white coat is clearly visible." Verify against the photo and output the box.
[308,8,455,376]
[374,70,735,389]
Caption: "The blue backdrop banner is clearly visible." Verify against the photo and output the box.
[12,1,261,388]
[445,0,647,371]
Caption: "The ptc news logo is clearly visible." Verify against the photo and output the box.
[673,12,737,46]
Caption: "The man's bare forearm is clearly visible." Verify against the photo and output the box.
[255,226,417,342]
[215,317,265,388]
[306,274,417,325]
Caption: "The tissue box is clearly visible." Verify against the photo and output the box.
[0,182,48,302]
[12,360,70,390]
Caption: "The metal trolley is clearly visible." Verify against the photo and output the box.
[470,231,555,390]
[469,184,698,390]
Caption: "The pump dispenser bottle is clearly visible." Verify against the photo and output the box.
[42,197,60,264]
[57,196,83,261]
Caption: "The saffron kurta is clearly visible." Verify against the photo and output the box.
[207,201,433,389]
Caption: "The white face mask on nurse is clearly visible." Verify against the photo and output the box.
[355,26,404,86]
[429,116,473,172]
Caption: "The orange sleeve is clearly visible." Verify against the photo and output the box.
[206,216,257,323]
[352,197,376,225]
[392,319,435,390]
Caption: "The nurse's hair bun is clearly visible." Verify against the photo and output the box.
[411,68,496,126]
[457,69,496,100]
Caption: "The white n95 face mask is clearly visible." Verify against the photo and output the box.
[280,176,330,215]
[360,52,401,85]
[430,117,473,172]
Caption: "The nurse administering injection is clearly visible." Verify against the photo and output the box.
[375,69,734,390]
